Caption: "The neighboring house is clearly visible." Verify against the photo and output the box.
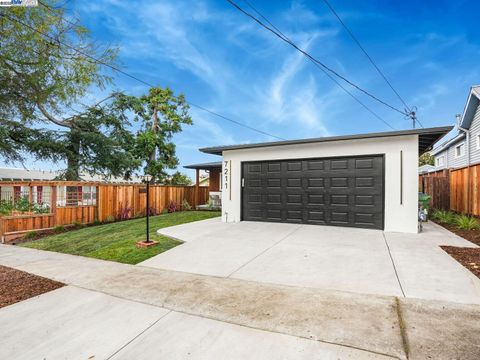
[0,167,142,183]
[431,86,480,170]
[0,167,142,207]
[418,164,436,174]
[199,127,451,234]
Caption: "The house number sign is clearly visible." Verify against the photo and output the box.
[224,160,232,200]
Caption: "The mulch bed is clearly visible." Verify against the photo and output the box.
[0,265,64,308]
[441,246,480,278]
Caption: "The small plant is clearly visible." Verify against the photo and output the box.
[73,221,84,229]
[32,202,50,214]
[119,205,132,220]
[24,231,38,240]
[454,215,479,230]
[147,207,159,216]
[92,219,102,226]
[105,215,115,223]
[207,198,215,210]
[167,201,178,213]
[53,225,65,233]
[181,199,192,211]
[432,210,456,225]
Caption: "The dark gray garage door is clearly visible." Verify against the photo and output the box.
[241,155,384,229]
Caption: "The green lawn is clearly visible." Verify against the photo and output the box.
[21,211,220,264]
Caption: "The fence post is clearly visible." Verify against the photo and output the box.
[95,185,100,221]
[51,185,57,226]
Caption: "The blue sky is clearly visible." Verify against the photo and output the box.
[15,0,480,178]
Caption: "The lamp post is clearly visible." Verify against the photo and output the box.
[136,174,156,248]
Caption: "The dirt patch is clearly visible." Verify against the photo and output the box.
[441,246,480,279]
[0,265,64,308]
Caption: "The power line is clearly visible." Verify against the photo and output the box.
[239,0,395,130]
[227,0,408,118]
[321,0,410,111]
[1,12,286,141]
[319,0,423,128]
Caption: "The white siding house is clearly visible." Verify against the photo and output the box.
[432,86,480,170]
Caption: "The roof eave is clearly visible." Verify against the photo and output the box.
[200,126,453,156]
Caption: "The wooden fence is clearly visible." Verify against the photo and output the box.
[0,182,209,242]
[419,163,480,215]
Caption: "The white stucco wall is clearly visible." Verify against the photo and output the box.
[221,134,419,233]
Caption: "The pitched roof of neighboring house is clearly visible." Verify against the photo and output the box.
[460,85,480,130]
[200,126,452,156]
[418,164,437,174]
[0,168,141,183]
[430,86,480,156]
[430,133,466,155]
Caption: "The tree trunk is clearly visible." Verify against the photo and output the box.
[149,106,159,163]
[65,131,81,181]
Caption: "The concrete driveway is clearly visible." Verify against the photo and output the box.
[140,218,480,304]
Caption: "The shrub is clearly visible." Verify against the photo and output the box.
[167,201,178,213]
[454,215,479,230]
[53,225,65,233]
[24,231,38,240]
[432,210,456,224]
[91,219,102,226]
[119,205,132,220]
[0,200,13,216]
[181,199,192,211]
[14,197,31,212]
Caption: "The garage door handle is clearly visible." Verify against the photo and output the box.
[242,178,245,187]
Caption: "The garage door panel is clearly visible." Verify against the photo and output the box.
[242,155,384,229]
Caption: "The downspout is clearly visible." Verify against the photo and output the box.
[457,114,471,214]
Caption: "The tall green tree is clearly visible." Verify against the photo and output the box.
[0,2,138,179]
[121,87,193,182]
[419,152,435,166]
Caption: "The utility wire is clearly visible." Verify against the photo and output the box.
[321,0,410,111]
[227,0,408,118]
[1,12,286,141]
[239,0,395,130]
[319,0,423,128]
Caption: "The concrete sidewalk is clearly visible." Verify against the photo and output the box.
[1,244,480,359]
[1,286,386,360]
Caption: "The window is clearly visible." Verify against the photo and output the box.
[455,143,465,158]
[436,156,445,167]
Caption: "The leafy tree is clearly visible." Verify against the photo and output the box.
[0,2,138,180]
[121,87,193,182]
[165,171,193,186]
[419,152,434,166]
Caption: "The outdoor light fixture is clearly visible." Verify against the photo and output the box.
[136,174,158,248]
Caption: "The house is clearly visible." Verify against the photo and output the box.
[418,164,436,174]
[184,161,222,208]
[431,86,480,170]
[199,127,451,233]
[0,167,141,207]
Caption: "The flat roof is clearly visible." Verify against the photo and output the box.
[200,126,453,156]
[184,161,222,170]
